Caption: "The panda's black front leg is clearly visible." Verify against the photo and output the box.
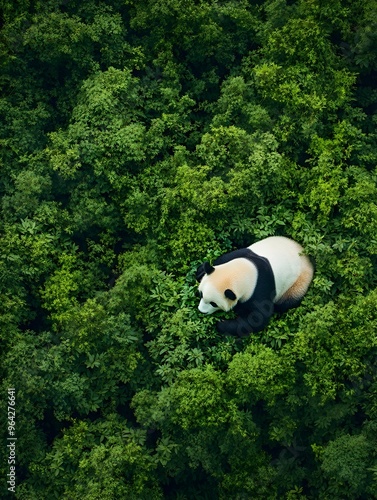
[216,305,273,338]
[216,318,253,338]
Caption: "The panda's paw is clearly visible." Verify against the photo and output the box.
[216,319,241,337]
[216,320,231,335]
[216,319,252,338]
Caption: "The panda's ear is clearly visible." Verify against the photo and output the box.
[225,289,237,301]
[196,262,215,282]
[203,262,215,275]
[196,263,206,282]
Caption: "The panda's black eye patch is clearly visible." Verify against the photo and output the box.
[210,301,218,308]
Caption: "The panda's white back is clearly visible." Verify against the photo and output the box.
[248,236,308,301]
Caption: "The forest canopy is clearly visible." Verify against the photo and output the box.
[1,0,377,498]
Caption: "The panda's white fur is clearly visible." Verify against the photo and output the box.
[249,236,313,303]
[198,236,313,315]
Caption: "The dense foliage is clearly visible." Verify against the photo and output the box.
[1,0,377,498]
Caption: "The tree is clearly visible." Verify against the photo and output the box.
[1,0,377,497]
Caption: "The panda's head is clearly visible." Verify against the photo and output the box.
[197,262,238,314]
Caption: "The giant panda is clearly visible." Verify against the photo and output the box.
[196,236,314,337]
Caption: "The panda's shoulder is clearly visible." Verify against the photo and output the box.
[236,249,276,312]
[213,248,253,266]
